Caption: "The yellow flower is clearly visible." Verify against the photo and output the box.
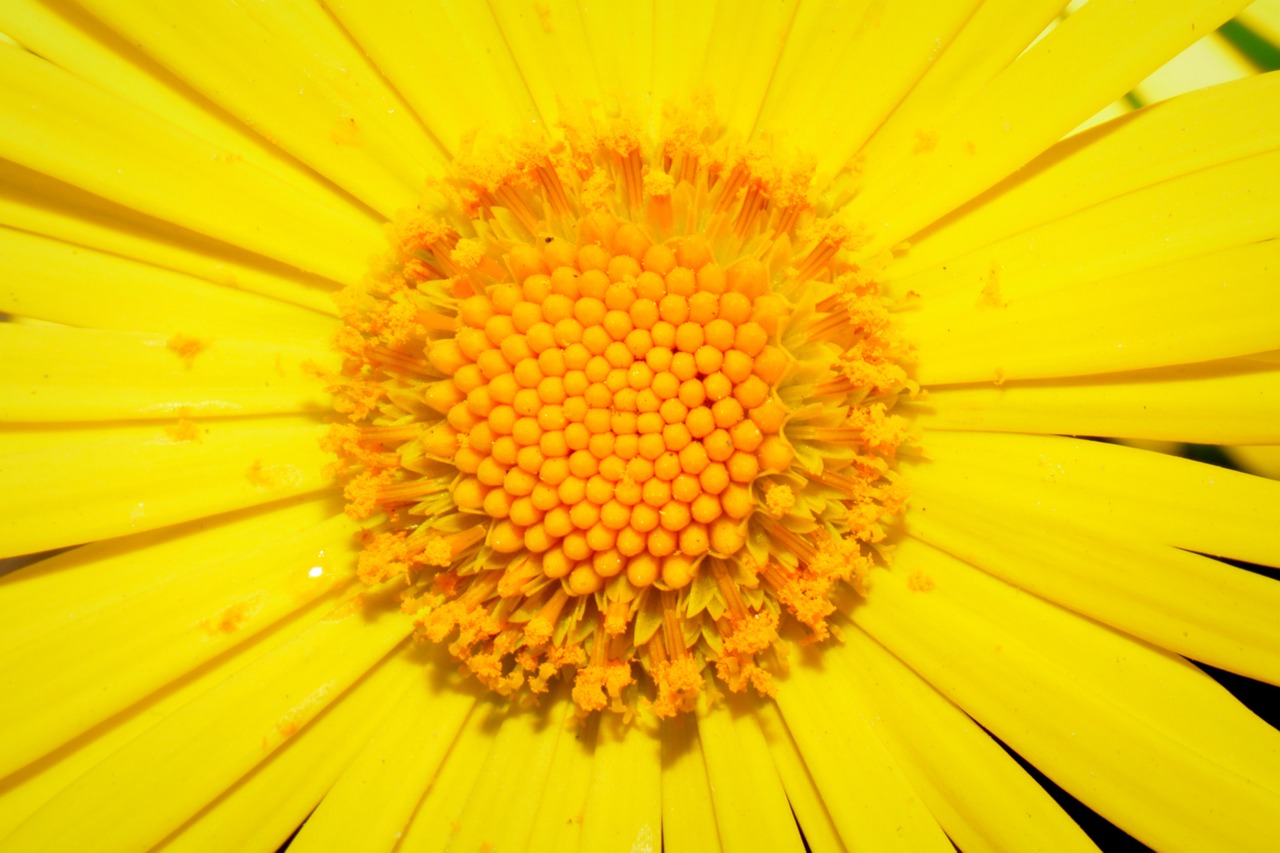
[2,2,1280,851]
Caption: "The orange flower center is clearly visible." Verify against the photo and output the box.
[443,228,795,596]
[328,116,912,717]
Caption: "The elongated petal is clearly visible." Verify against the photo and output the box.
[752,703,844,853]
[835,0,1068,210]
[71,0,434,216]
[682,1,797,139]
[1228,444,1280,479]
[892,71,1280,280]
[579,716,662,853]
[325,1,541,154]
[896,149,1280,314]
[0,578,342,840]
[0,494,332,643]
[289,657,476,853]
[524,711,597,852]
[448,696,579,852]
[0,508,358,777]
[773,657,954,851]
[0,325,336,422]
[696,700,805,853]
[394,704,505,850]
[906,238,1280,384]
[650,1,720,112]
[915,355,1280,444]
[0,45,381,284]
[1,226,338,340]
[156,651,421,853]
[825,630,1098,853]
[751,0,981,177]
[845,0,1250,255]
[905,458,1280,683]
[914,430,1280,568]
[852,540,1280,851]
[0,160,340,317]
[659,717,722,852]
[0,0,375,218]
[0,417,332,558]
[2,589,412,851]
[1132,32,1256,103]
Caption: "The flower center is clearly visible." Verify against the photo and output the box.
[445,229,791,595]
[329,116,912,716]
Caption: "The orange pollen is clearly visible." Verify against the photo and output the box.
[329,115,913,716]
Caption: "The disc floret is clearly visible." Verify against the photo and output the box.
[329,118,911,716]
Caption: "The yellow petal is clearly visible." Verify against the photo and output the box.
[0,324,336,422]
[0,45,382,284]
[0,574,345,840]
[844,0,1251,256]
[829,0,1065,209]
[1134,32,1256,103]
[891,71,1280,281]
[915,354,1280,444]
[692,2,798,138]
[1226,444,1280,479]
[288,653,476,853]
[0,417,332,558]
[157,650,421,852]
[0,495,333,644]
[751,703,843,853]
[852,540,1280,852]
[2,588,411,851]
[1,226,339,341]
[487,0,606,130]
[914,430,1280,568]
[326,1,541,154]
[825,630,1098,853]
[752,0,980,179]
[448,695,580,853]
[72,0,433,216]
[0,0,379,219]
[774,654,955,851]
[0,160,340,317]
[579,715,662,853]
[658,716,722,852]
[525,713,597,852]
[394,704,506,850]
[696,699,805,852]
[903,233,1280,384]
[906,457,1280,683]
[651,1,720,113]
[575,1,656,111]
[0,508,358,778]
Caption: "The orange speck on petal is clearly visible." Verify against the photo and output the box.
[166,333,206,366]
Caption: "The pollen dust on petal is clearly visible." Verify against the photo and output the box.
[202,595,264,636]
[977,261,1006,309]
[907,571,935,592]
[534,0,553,32]
[167,333,207,367]
[246,458,304,489]
[264,682,335,750]
[164,418,201,443]
[912,128,939,153]
[331,114,360,146]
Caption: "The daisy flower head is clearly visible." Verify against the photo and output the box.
[2,1,1280,851]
